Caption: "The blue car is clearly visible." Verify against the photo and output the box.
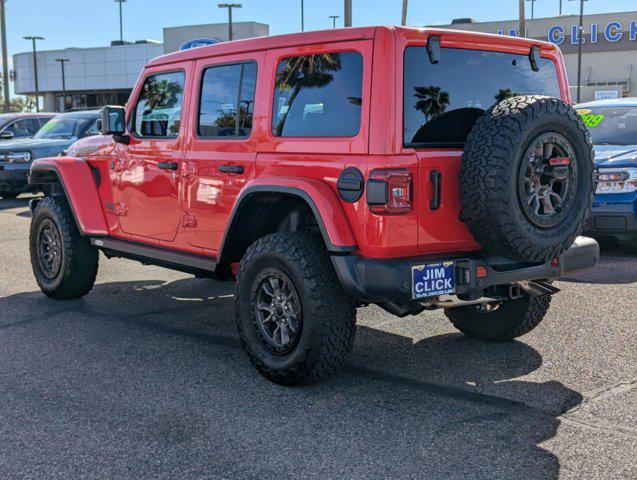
[0,110,101,199]
[576,98,637,245]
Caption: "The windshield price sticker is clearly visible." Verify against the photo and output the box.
[576,109,605,128]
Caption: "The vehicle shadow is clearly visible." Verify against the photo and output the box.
[0,276,582,479]
[0,196,32,211]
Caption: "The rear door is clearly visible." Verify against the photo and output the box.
[115,64,192,242]
[401,43,562,254]
[181,52,263,252]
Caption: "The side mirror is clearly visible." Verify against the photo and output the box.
[0,131,14,140]
[101,105,126,135]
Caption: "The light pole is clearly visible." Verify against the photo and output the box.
[329,15,340,29]
[518,0,526,37]
[344,0,352,27]
[570,0,588,103]
[401,0,408,26]
[0,0,10,113]
[114,0,126,43]
[23,35,44,112]
[559,0,563,15]
[525,0,537,19]
[218,3,242,41]
[301,0,304,32]
[55,59,69,112]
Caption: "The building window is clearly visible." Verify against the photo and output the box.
[198,61,257,138]
[272,51,363,137]
[134,71,185,138]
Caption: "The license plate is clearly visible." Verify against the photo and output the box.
[411,261,455,299]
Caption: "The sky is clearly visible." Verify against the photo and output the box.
[3,0,637,95]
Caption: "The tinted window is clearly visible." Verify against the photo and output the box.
[198,62,257,138]
[404,47,561,146]
[134,71,185,138]
[34,116,95,140]
[273,51,363,137]
[6,118,38,138]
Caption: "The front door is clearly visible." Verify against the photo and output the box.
[115,67,191,242]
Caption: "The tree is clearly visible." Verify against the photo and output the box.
[414,85,450,122]
[274,53,342,135]
[495,88,517,103]
[0,77,36,112]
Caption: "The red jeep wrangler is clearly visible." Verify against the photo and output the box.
[28,27,599,385]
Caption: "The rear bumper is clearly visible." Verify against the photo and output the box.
[331,236,599,303]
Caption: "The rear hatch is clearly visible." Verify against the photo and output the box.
[402,43,564,254]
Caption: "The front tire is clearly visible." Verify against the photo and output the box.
[445,294,551,341]
[30,196,99,300]
[235,233,356,385]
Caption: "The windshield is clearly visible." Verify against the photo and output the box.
[34,116,96,140]
[575,106,637,146]
[403,47,561,146]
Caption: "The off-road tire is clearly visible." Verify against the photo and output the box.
[0,191,20,199]
[445,294,551,341]
[235,233,356,385]
[461,95,595,263]
[30,195,98,300]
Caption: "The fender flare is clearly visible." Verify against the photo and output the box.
[29,157,109,236]
[219,177,358,263]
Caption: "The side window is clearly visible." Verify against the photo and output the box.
[272,51,363,137]
[134,71,185,138]
[38,117,52,129]
[6,119,38,138]
[83,119,101,137]
[198,61,257,138]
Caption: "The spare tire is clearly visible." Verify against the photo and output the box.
[460,95,595,263]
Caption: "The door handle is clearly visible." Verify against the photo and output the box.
[429,170,442,210]
[157,161,179,170]
[218,164,244,174]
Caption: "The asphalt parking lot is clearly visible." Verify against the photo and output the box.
[0,195,635,480]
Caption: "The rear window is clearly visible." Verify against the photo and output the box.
[403,47,561,147]
[272,51,363,137]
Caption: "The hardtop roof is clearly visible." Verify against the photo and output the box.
[147,25,558,67]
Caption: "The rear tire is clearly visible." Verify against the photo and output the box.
[235,233,356,385]
[30,196,99,300]
[445,294,551,341]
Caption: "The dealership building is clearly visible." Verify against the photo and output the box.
[12,21,269,112]
[441,10,637,102]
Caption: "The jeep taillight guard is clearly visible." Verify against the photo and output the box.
[367,169,412,215]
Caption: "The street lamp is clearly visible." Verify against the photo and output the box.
[525,0,537,19]
[23,35,44,112]
[0,0,10,113]
[301,0,304,32]
[55,59,69,112]
[329,15,340,29]
[218,3,242,41]
[569,0,589,103]
[401,0,408,26]
[344,0,352,27]
[114,0,127,43]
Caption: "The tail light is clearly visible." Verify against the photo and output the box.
[366,168,413,215]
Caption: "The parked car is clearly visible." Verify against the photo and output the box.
[0,110,101,199]
[28,27,598,385]
[0,113,56,142]
[576,98,637,245]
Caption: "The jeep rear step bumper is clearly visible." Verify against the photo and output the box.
[331,236,599,304]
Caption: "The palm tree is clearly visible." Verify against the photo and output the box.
[413,85,450,122]
[274,53,342,135]
[495,88,517,103]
